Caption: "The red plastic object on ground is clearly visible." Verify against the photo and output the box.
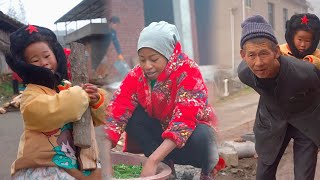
[215,157,226,171]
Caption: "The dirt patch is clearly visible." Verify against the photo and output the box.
[215,158,256,180]
[173,158,257,180]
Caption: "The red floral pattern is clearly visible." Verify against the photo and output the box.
[104,42,218,148]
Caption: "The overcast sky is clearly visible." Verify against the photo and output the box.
[0,0,82,30]
[1,0,320,31]
[308,0,320,17]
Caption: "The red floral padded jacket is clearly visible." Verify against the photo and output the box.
[104,42,218,148]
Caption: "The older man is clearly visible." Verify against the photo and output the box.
[238,15,320,180]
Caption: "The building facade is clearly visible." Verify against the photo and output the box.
[0,11,24,74]
[55,0,309,98]
[213,0,309,73]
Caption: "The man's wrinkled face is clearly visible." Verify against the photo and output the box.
[240,39,280,78]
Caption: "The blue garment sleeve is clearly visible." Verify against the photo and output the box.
[111,29,122,55]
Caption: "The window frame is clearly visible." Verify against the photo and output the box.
[245,0,252,8]
[268,2,275,29]
[283,8,288,31]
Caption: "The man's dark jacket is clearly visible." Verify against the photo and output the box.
[238,55,320,165]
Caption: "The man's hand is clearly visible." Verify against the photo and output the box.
[117,54,124,60]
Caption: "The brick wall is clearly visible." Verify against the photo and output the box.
[105,0,202,67]
[106,0,145,68]
[101,0,205,80]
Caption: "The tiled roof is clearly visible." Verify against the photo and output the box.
[0,11,24,33]
[55,0,107,23]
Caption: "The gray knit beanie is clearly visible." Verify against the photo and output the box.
[137,21,180,60]
[240,15,278,48]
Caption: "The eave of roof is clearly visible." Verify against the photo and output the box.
[0,11,25,33]
[54,0,106,24]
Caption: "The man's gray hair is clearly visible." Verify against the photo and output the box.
[242,37,278,52]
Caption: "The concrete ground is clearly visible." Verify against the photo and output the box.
[0,112,23,180]
[214,91,320,180]
[214,91,259,141]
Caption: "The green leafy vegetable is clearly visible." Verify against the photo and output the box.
[113,163,143,179]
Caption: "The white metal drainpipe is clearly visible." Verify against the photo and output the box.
[230,8,236,74]
[242,0,246,21]
[223,79,229,97]
[179,0,194,59]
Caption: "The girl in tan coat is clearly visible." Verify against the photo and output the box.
[7,24,109,180]
[280,13,320,68]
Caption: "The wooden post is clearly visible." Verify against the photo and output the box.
[69,42,91,149]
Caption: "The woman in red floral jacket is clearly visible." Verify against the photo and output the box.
[103,21,221,180]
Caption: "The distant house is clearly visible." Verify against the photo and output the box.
[54,0,213,71]
[0,11,24,74]
[56,0,309,73]
[213,0,309,72]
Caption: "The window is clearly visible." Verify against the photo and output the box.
[245,0,252,8]
[268,2,275,28]
[283,8,288,31]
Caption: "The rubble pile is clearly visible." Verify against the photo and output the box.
[0,94,21,114]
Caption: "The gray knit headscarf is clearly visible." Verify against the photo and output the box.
[240,15,278,48]
[137,21,180,60]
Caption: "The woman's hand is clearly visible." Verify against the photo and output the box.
[140,158,158,177]
[140,139,177,177]
[82,83,100,105]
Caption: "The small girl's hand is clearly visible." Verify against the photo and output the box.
[81,83,100,105]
